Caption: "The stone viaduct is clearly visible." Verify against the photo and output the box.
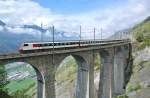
[0,40,133,98]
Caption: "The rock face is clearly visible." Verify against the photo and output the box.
[127,47,150,98]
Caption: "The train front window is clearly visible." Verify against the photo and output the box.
[24,44,28,46]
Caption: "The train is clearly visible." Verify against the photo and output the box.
[19,39,129,53]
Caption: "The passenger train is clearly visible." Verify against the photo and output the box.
[19,39,129,53]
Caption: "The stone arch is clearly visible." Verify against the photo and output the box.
[55,55,77,98]
[1,61,45,98]
[72,54,89,98]
[55,54,89,98]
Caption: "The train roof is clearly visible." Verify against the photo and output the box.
[22,39,129,44]
[23,40,80,44]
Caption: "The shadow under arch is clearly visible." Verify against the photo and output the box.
[3,62,45,98]
[55,54,89,98]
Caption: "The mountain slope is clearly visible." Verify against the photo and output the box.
[113,16,150,98]
[0,31,37,53]
[0,20,6,26]
[132,16,150,50]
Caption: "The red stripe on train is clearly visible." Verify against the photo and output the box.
[33,44,41,47]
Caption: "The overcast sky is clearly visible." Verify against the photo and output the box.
[0,0,150,38]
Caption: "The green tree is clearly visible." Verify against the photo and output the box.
[0,65,12,98]
[0,90,13,98]
[12,91,32,98]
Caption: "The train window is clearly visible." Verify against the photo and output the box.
[60,43,62,45]
[43,44,48,46]
[75,42,78,44]
[41,44,43,47]
[33,44,41,47]
[81,42,84,44]
[60,43,63,45]
[48,43,52,46]
[65,43,68,45]
[24,44,28,46]
[66,43,70,45]
[70,42,72,45]
[70,42,74,45]
[58,43,61,45]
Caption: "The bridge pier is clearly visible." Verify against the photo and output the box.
[113,46,126,95]
[44,71,55,98]
[42,56,56,98]
[88,52,97,98]
[98,48,114,98]
[74,55,89,98]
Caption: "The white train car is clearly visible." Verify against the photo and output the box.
[19,39,129,53]
[19,41,79,53]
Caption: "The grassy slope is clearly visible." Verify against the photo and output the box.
[4,78,36,95]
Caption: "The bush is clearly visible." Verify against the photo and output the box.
[115,94,128,98]
[94,54,101,71]
[126,82,141,93]
[137,39,150,50]
[12,91,32,98]
[0,89,13,98]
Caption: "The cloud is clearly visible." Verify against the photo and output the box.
[6,26,41,35]
[0,0,149,39]
[0,0,55,25]
[0,26,3,31]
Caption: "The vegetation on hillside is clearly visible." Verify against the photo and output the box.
[126,82,141,93]
[133,16,150,50]
[0,65,9,88]
[0,65,12,98]
[0,64,37,98]
[94,54,101,71]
